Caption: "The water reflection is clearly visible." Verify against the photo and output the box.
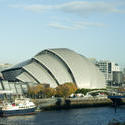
[7,114,36,121]
[0,107,125,125]
[0,115,36,125]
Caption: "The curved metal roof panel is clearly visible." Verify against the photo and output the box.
[16,72,37,83]
[12,59,31,69]
[23,61,57,88]
[45,48,105,88]
[34,53,73,85]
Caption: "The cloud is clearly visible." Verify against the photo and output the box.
[9,1,125,15]
[48,22,105,30]
[9,4,53,12]
[48,23,77,30]
[75,22,105,27]
[55,1,125,15]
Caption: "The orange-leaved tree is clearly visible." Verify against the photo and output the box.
[43,88,56,98]
[28,86,35,97]
[28,84,44,98]
[56,82,77,98]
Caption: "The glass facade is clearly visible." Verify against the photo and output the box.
[0,81,29,95]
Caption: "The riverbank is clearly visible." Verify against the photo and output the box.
[33,97,125,111]
[33,97,117,111]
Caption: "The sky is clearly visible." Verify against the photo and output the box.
[0,0,125,67]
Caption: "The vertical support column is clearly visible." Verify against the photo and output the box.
[14,82,18,97]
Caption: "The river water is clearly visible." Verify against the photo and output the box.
[0,106,125,125]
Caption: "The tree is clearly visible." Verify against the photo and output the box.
[75,88,91,95]
[34,84,44,95]
[28,86,35,98]
[56,82,77,98]
[43,88,56,98]
[28,84,44,98]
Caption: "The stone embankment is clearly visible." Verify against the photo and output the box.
[33,97,115,111]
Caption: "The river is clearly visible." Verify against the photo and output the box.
[0,106,125,125]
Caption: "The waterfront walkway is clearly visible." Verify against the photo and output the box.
[34,97,113,111]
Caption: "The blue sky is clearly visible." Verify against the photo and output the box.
[0,0,125,67]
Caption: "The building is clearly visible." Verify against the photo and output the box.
[0,63,12,72]
[93,60,122,86]
[123,68,125,75]
[122,68,125,84]
[96,61,113,82]
[0,80,28,95]
[113,71,124,85]
[2,48,106,89]
[112,63,120,72]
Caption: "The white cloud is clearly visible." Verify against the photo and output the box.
[75,22,105,27]
[48,23,77,30]
[55,1,124,15]
[48,21,105,30]
[9,4,53,12]
[9,1,125,15]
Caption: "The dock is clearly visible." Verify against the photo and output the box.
[108,96,125,113]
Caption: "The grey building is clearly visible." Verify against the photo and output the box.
[123,68,125,75]
[113,71,124,85]
[2,48,106,89]
[95,60,120,83]
[95,61,112,82]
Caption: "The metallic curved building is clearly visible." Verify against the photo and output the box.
[2,48,105,89]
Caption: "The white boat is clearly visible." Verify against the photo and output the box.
[0,98,36,116]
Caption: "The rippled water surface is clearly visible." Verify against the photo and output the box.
[0,106,125,125]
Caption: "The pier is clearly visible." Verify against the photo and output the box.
[34,97,112,111]
[108,96,125,113]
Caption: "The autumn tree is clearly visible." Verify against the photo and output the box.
[28,84,57,98]
[34,84,44,95]
[28,84,44,98]
[56,82,77,98]
[43,88,56,98]
[28,86,35,98]
[28,83,77,99]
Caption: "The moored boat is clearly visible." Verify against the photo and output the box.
[0,98,36,116]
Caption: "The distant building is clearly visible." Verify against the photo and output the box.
[123,76,125,83]
[122,68,125,84]
[123,68,125,75]
[41,83,50,88]
[90,59,121,85]
[113,71,124,84]
[96,61,112,82]
[112,63,120,72]
[0,63,12,72]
